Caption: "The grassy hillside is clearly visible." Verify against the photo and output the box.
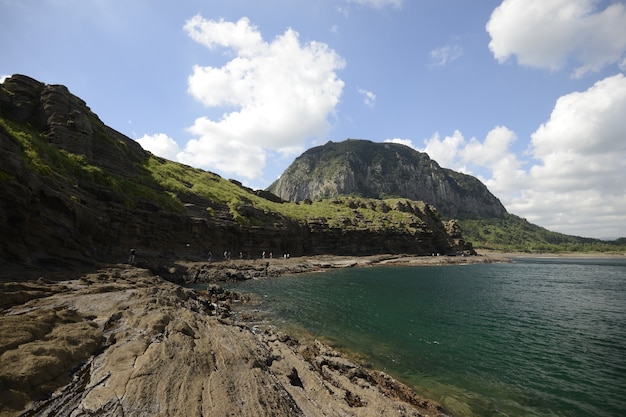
[0,116,446,236]
[459,214,626,254]
[3,113,622,256]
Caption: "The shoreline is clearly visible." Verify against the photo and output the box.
[1,260,455,417]
[2,251,623,416]
[478,249,626,258]
[174,252,514,284]
[168,250,625,285]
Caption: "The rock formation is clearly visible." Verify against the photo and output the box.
[267,139,508,219]
[0,75,504,417]
[0,267,449,417]
[0,75,465,273]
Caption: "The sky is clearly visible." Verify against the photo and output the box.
[1,0,625,239]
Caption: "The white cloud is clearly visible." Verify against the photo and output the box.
[178,138,266,179]
[184,16,262,56]
[416,128,528,196]
[180,16,345,180]
[403,74,626,238]
[486,0,626,77]
[136,133,181,161]
[357,87,376,107]
[385,138,414,148]
[524,74,626,213]
[0,74,9,83]
[346,0,403,9]
[429,44,463,67]
[419,130,467,171]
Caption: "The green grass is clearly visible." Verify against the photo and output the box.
[3,114,624,253]
[458,214,626,253]
[1,116,184,211]
[0,124,426,232]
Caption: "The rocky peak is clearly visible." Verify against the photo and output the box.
[267,139,508,219]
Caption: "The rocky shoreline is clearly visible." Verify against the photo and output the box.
[161,252,512,284]
[0,254,509,417]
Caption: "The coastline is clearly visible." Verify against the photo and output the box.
[3,251,620,416]
[1,256,466,417]
[479,249,626,258]
[176,252,513,284]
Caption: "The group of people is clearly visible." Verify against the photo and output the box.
[206,250,291,262]
[128,247,291,264]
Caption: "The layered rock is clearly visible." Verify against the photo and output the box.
[0,75,462,272]
[0,267,448,417]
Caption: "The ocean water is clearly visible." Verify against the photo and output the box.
[216,257,626,417]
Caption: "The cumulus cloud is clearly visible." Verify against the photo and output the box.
[398,74,626,238]
[429,44,463,67]
[179,137,266,179]
[179,15,345,180]
[385,138,414,148]
[357,87,376,107]
[416,128,527,197]
[346,0,403,9]
[486,0,626,77]
[518,74,626,235]
[418,131,467,171]
[136,133,181,161]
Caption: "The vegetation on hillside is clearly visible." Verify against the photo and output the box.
[267,138,508,220]
[3,115,623,255]
[1,117,184,211]
[0,116,443,235]
[458,214,626,253]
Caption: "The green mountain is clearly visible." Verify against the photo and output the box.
[459,214,625,253]
[267,139,507,219]
[268,139,625,253]
[0,75,468,272]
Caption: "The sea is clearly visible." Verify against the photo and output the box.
[208,257,626,417]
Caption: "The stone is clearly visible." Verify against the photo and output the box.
[0,267,450,417]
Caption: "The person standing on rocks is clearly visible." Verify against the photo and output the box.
[128,248,136,263]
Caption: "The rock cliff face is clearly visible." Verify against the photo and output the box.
[0,75,463,271]
[267,139,508,219]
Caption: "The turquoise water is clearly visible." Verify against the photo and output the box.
[215,258,626,416]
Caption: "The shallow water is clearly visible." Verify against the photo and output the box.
[211,257,626,416]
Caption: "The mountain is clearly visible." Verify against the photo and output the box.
[267,139,508,219]
[0,75,469,273]
[267,140,626,253]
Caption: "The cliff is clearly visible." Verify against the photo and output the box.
[0,75,466,274]
[267,139,508,219]
[0,74,470,417]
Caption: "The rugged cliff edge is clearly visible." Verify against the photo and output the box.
[0,266,449,417]
[0,74,468,270]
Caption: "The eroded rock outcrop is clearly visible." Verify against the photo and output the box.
[0,267,448,417]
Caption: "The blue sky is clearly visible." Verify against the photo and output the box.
[2,0,626,239]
